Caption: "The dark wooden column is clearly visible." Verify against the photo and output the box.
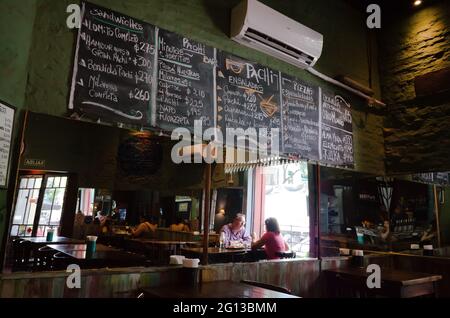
[202,163,212,265]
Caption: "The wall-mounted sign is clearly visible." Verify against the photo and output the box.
[0,101,15,188]
[68,2,354,169]
[23,158,46,168]
[69,1,156,125]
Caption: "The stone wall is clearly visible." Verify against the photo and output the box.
[384,99,450,173]
[380,2,450,174]
[379,2,450,104]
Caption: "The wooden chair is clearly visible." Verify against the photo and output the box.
[51,252,73,270]
[240,280,292,294]
[33,246,56,271]
[11,238,24,271]
[15,240,33,271]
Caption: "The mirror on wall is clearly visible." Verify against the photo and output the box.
[319,167,449,256]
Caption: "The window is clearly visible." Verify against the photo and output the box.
[10,176,42,236]
[36,176,68,236]
[11,174,68,237]
[76,188,95,216]
[251,162,310,256]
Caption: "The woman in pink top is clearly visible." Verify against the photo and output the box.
[251,217,289,260]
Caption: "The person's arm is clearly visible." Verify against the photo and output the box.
[284,240,290,251]
[242,229,252,245]
[132,223,145,237]
[252,233,268,250]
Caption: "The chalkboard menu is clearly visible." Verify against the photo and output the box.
[69,2,156,125]
[216,51,281,151]
[320,90,354,167]
[155,29,216,132]
[67,3,356,169]
[281,74,320,160]
[0,101,15,188]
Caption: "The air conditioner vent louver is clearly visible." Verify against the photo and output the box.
[230,0,323,69]
[244,27,314,65]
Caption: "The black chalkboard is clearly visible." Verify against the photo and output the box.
[216,51,281,152]
[155,28,216,132]
[281,74,320,160]
[69,1,156,125]
[320,89,354,167]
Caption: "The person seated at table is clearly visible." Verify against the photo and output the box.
[95,210,108,227]
[170,217,190,232]
[251,217,289,260]
[421,218,437,246]
[131,215,157,239]
[390,205,406,231]
[73,210,85,239]
[100,218,113,236]
[83,216,100,238]
[380,220,398,243]
[220,213,252,248]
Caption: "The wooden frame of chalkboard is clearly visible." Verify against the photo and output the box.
[0,100,16,189]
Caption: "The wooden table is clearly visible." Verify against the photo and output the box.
[47,243,147,268]
[323,267,442,298]
[140,280,300,298]
[23,236,84,246]
[128,239,195,265]
[181,247,250,263]
[20,236,84,259]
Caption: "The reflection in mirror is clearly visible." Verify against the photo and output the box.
[319,167,449,256]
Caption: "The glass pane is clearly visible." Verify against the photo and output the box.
[39,189,55,224]
[60,177,67,188]
[50,188,65,225]
[34,177,42,189]
[46,177,54,188]
[19,178,28,189]
[53,177,61,188]
[36,226,46,237]
[26,189,40,224]
[24,225,33,237]
[18,225,26,236]
[263,162,309,256]
[27,178,35,189]
[10,225,18,236]
[12,189,29,224]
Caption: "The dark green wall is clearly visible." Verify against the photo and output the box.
[0,0,386,252]
[0,0,37,263]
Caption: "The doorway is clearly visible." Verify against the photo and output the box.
[10,174,69,237]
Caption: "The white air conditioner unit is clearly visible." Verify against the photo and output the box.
[230,0,323,69]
